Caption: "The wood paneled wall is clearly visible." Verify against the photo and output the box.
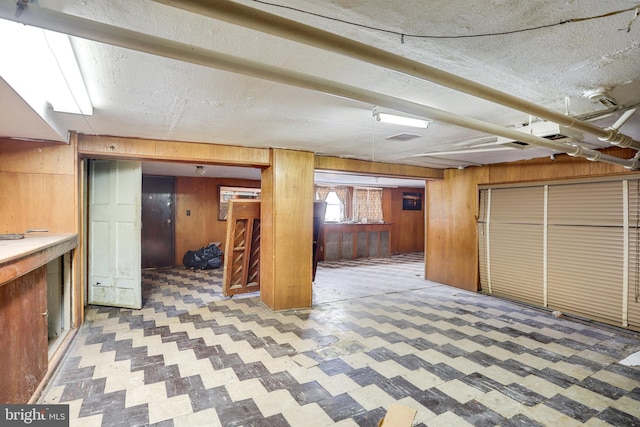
[174,176,260,266]
[261,149,315,311]
[0,137,82,325]
[0,136,80,403]
[384,186,426,254]
[78,134,270,167]
[315,155,442,180]
[426,167,488,291]
[0,139,77,233]
[426,148,640,292]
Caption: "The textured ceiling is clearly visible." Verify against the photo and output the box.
[1,0,640,182]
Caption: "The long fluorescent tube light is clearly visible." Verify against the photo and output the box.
[411,146,516,157]
[374,109,430,128]
[0,18,92,116]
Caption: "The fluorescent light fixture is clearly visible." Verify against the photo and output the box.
[373,108,430,128]
[411,146,515,157]
[0,18,92,115]
[45,31,93,115]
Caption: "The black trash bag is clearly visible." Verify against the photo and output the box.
[202,243,223,259]
[206,256,222,269]
[183,243,223,270]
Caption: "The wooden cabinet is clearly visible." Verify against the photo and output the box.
[0,234,77,403]
[321,223,392,261]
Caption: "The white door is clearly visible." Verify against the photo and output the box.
[88,160,142,309]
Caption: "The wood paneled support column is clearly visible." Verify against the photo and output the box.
[260,149,314,311]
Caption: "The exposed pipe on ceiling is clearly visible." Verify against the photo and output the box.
[610,108,639,131]
[151,0,640,151]
[1,1,638,170]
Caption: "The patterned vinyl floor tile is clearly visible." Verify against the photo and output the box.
[39,253,640,426]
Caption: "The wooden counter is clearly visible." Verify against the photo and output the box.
[0,233,77,403]
[321,222,392,261]
[0,233,77,286]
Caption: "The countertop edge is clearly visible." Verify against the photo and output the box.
[0,234,78,286]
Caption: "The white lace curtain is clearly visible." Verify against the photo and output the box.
[315,185,331,201]
[352,187,383,222]
[315,185,350,221]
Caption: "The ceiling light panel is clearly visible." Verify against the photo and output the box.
[0,19,92,116]
[373,108,430,128]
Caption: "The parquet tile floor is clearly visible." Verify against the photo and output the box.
[39,253,640,426]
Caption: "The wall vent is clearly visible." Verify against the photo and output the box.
[386,133,422,141]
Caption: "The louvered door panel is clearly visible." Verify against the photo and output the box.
[627,179,640,329]
[548,181,623,226]
[547,226,624,325]
[491,186,544,225]
[547,181,624,326]
[479,179,634,329]
[490,223,544,305]
[479,186,544,304]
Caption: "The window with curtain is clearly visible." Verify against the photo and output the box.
[324,190,344,222]
[353,187,383,222]
[316,185,350,222]
[315,185,331,202]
